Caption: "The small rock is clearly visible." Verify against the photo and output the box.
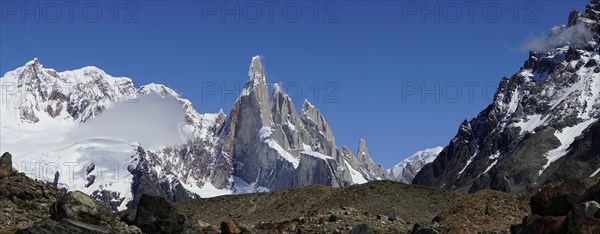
[568,201,600,229]
[328,215,338,222]
[569,218,600,234]
[287,224,296,232]
[221,220,241,234]
[486,203,499,216]
[203,226,220,234]
[377,214,388,221]
[412,223,439,234]
[350,224,374,234]
[447,227,471,234]
[432,215,444,223]
[585,59,598,68]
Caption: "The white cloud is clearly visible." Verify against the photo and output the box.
[521,22,594,52]
[71,92,189,150]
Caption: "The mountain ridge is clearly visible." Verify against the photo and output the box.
[413,0,600,193]
[0,55,384,210]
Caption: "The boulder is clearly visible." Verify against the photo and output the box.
[530,179,588,216]
[510,224,523,234]
[486,203,499,216]
[568,218,600,234]
[133,194,185,234]
[220,220,241,234]
[180,218,206,234]
[579,181,600,204]
[568,201,600,229]
[119,209,137,225]
[16,218,111,234]
[350,224,374,234]
[447,227,472,234]
[49,191,111,226]
[376,214,388,221]
[17,218,142,234]
[412,223,439,234]
[519,216,567,234]
[0,152,14,177]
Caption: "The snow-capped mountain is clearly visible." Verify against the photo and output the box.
[385,147,443,184]
[0,56,382,210]
[202,56,383,192]
[413,0,600,193]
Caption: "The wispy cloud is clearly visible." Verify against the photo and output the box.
[73,93,189,149]
[521,22,594,52]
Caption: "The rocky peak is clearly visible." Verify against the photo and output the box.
[386,147,443,184]
[413,0,600,193]
[1,55,384,213]
[357,139,370,160]
[300,100,333,137]
[238,55,273,126]
[271,83,301,130]
[249,55,266,83]
[24,57,40,68]
[300,100,336,155]
[138,83,180,97]
[356,139,380,179]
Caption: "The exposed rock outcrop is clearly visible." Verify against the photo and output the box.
[414,0,600,194]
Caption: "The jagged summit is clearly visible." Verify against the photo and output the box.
[413,1,600,193]
[24,57,40,67]
[211,56,382,192]
[1,55,384,211]
[272,82,284,94]
[386,147,443,184]
[248,55,266,83]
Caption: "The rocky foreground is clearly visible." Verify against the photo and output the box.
[1,151,599,234]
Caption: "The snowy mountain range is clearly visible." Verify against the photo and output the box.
[413,0,600,193]
[0,56,384,210]
[2,0,598,212]
[385,147,443,184]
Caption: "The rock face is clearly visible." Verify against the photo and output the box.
[0,55,382,210]
[414,0,600,193]
[132,194,185,234]
[50,191,112,225]
[0,161,63,232]
[0,161,145,234]
[210,56,382,191]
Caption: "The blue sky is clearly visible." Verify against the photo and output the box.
[0,0,590,167]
